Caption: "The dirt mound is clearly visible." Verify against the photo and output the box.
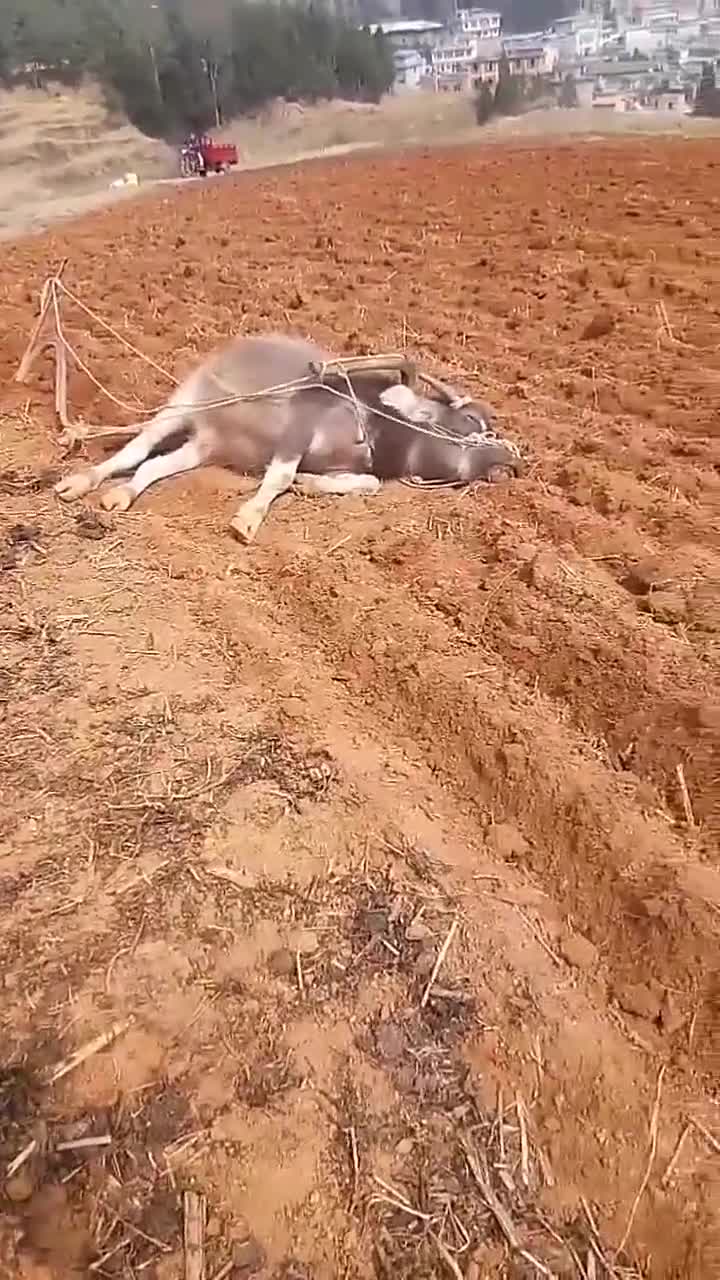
[0,137,718,1279]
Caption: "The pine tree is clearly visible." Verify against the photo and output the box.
[694,61,720,117]
[559,72,578,108]
[474,80,494,124]
[0,0,400,135]
[493,55,523,116]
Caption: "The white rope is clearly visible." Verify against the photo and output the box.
[55,280,178,385]
[50,278,330,417]
[318,358,364,438]
[51,285,149,414]
[45,274,520,456]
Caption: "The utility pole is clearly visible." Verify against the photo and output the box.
[203,53,222,126]
[148,40,162,100]
[147,2,162,104]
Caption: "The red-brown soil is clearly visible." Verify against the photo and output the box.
[0,138,718,1280]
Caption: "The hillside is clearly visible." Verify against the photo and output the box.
[0,83,479,239]
[0,83,174,240]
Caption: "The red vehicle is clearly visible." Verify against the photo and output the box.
[179,134,239,178]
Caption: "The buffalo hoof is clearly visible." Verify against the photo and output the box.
[101,485,134,512]
[230,507,263,544]
[55,471,95,502]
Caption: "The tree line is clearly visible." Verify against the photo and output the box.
[0,0,395,138]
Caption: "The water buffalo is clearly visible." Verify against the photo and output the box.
[55,332,522,542]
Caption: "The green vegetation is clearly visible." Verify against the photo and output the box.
[474,56,552,126]
[558,71,578,107]
[694,61,720,116]
[0,0,395,138]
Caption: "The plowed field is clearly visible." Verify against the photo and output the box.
[0,138,718,1280]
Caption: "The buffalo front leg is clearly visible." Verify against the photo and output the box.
[230,453,303,544]
[230,415,322,546]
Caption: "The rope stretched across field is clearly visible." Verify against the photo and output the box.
[35,272,517,456]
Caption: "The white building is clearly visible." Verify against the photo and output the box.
[432,7,503,82]
[454,7,502,39]
[548,13,605,60]
[433,33,484,78]
[623,22,674,50]
[432,31,557,88]
[392,47,426,91]
[475,39,505,80]
[504,32,560,72]
[646,84,691,106]
[592,89,630,107]
[367,19,445,49]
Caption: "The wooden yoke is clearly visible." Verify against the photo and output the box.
[309,353,418,388]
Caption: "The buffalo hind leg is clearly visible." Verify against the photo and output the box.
[294,473,381,497]
[54,404,188,503]
[100,437,206,512]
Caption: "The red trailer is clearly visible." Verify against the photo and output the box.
[179,134,239,178]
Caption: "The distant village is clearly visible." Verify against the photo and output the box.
[367,0,720,112]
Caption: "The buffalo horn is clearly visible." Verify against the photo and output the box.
[419,370,467,407]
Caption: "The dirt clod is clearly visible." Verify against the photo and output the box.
[642,589,687,624]
[232,1234,266,1273]
[287,928,319,955]
[73,508,111,540]
[560,930,599,971]
[614,981,663,1022]
[581,310,615,340]
[486,822,529,861]
[519,551,558,593]
[268,948,296,976]
[405,919,433,942]
[374,1021,407,1061]
[624,556,672,595]
[5,1168,35,1203]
